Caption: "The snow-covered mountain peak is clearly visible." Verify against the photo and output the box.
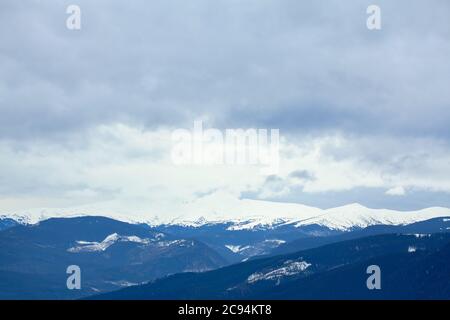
[2,196,450,231]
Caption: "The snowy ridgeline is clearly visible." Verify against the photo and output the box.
[225,240,286,254]
[247,260,312,284]
[4,200,450,232]
[67,233,194,253]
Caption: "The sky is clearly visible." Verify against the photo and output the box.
[0,0,449,216]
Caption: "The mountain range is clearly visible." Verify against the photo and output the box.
[0,216,225,299]
[1,201,450,299]
[3,200,449,262]
[3,199,450,231]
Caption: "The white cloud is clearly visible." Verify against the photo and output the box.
[385,186,406,196]
[0,123,449,214]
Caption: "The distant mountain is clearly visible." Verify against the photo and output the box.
[149,216,450,263]
[268,217,450,257]
[3,213,450,300]
[3,198,450,232]
[4,202,450,263]
[0,218,18,231]
[0,216,226,299]
[153,223,341,263]
[91,233,450,300]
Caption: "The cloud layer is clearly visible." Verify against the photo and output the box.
[0,0,449,212]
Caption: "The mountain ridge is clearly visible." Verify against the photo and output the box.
[2,199,450,231]
[0,216,227,299]
[90,232,450,300]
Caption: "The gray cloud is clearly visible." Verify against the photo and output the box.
[0,0,449,140]
[243,186,450,211]
[289,170,315,181]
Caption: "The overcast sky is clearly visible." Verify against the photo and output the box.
[0,0,449,214]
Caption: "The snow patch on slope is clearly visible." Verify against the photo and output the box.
[408,246,417,253]
[156,239,194,248]
[263,239,286,246]
[225,245,251,253]
[67,233,151,253]
[247,260,312,284]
